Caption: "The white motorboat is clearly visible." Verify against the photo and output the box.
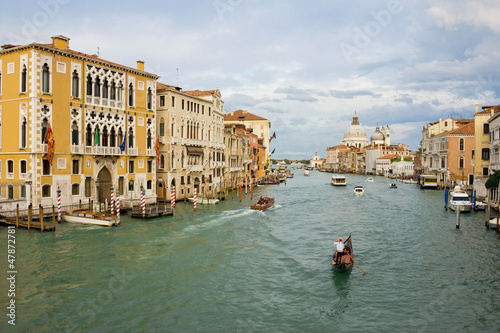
[354,186,364,195]
[187,197,220,204]
[487,217,500,229]
[448,186,472,212]
[62,208,118,227]
[475,201,487,211]
[331,174,347,186]
[367,177,374,182]
[304,170,310,176]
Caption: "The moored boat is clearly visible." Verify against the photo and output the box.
[250,196,275,211]
[448,186,472,212]
[354,186,364,195]
[62,208,118,227]
[488,217,500,229]
[187,197,220,204]
[332,235,353,272]
[331,174,347,186]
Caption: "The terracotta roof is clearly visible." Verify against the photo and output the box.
[327,144,348,149]
[183,89,218,97]
[224,110,268,121]
[157,82,182,91]
[437,121,475,136]
[475,105,500,115]
[378,154,400,159]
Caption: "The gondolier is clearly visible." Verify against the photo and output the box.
[333,237,345,264]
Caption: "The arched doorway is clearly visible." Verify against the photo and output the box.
[96,167,112,204]
[157,178,165,201]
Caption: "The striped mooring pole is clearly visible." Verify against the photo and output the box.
[110,185,115,215]
[57,188,61,223]
[171,186,176,209]
[116,190,120,222]
[141,185,146,218]
[194,188,197,211]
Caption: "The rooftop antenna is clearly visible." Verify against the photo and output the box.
[176,68,179,86]
[96,47,100,57]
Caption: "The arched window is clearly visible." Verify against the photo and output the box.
[42,184,51,197]
[41,118,49,143]
[86,124,93,146]
[110,81,116,100]
[86,75,92,96]
[110,127,116,147]
[147,129,152,149]
[102,126,109,147]
[147,88,152,109]
[459,138,464,151]
[72,120,79,145]
[41,63,50,93]
[128,128,134,148]
[117,84,123,101]
[459,156,464,169]
[171,152,175,169]
[160,154,165,169]
[21,65,27,93]
[159,117,165,136]
[128,83,134,106]
[102,79,108,99]
[21,117,27,148]
[72,70,79,97]
[94,77,101,97]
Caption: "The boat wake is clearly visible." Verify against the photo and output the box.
[182,209,257,233]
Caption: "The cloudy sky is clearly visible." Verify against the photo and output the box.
[3,0,500,159]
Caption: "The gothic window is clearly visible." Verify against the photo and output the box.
[21,65,27,93]
[86,124,93,146]
[147,129,152,149]
[72,121,79,145]
[20,117,27,148]
[128,83,134,107]
[41,118,49,143]
[41,63,50,93]
[72,70,79,97]
[94,77,100,97]
[102,126,109,147]
[86,75,92,96]
[110,81,116,100]
[147,88,152,110]
[102,79,108,99]
[110,127,116,147]
[128,128,134,148]
[459,138,464,151]
[117,84,123,101]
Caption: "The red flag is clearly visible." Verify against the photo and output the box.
[155,136,160,164]
[45,124,55,165]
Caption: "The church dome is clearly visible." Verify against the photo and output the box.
[342,112,368,148]
[370,125,385,142]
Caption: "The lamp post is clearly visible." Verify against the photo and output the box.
[129,178,134,207]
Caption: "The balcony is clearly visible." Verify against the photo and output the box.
[147,148,156,156]
[84,146,123,156]
[128,147,138,155]
[72,144,84,154]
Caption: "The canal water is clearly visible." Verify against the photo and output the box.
[1,170,500,332]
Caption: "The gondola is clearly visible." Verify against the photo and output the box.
[332,235,354,272]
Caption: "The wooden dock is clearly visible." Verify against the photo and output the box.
[130,203,174,219]
[0,214,57,231]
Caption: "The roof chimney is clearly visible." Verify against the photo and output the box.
[137,60,145,72]
[475,104,479,113]
[51,35,70,50]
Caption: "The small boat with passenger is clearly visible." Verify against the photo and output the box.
[332,235,353,272]
[250,196,275,211]
[388,183,398,189]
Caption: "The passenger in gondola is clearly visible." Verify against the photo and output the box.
[333,238,344,264]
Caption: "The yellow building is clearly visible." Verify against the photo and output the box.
[0,35,159,210]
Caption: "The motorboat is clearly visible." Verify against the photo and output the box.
[187,197,220,204]
[475,201,487,211]
[331,174,347,186]
[332,235,353,272]
[448,186,472,212]
[354,186,364,195]
[367,177,374,182]
[304,170,310,176]
[62,208,118,227]
[487,217,500,229]
[250,196,275,211]
[388,183,398,189]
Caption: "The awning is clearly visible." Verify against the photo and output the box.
[186,146,204,156]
